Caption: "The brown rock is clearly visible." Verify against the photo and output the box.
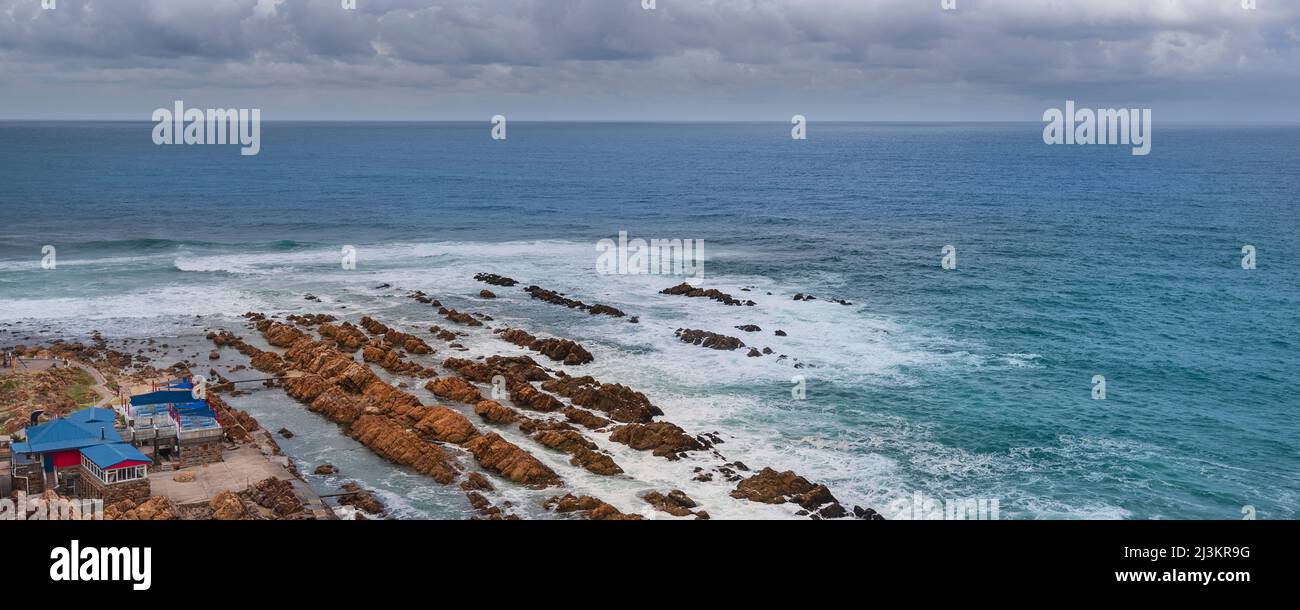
[642,489,700,517]
[426,377,483,404]
[348,415,460,484]
[463,432,561,488]
[459,472,495,492]
[532,429,623,475]
[473,399,520,425]
[338,482,386,515]
[413,406,481,444]
[210,491,248,520]
[540,375,662,423]
[609,421,704,458]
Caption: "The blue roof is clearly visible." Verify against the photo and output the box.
[159,378,193,390]
[80,443,150,470]
[130,390,195,405]
[11,417,121,454]
[66,407,118,426]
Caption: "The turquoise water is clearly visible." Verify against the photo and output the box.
[1,122,1296,519]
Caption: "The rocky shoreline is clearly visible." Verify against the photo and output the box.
[5,274,882,521]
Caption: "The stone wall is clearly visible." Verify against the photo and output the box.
[12,462,44,494]
[177,440,223,468]
[78,465,151,504]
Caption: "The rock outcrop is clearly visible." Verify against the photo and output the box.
[661,282,755,306]
[540,375,662,423]
[609,421,705,458]
[729,467,850,519]
[675,328,745,351]
[495,328,594,365]
[524,285,626,318]
[463,432,562,488]
[474,273,518,287]
[543,494,643,520]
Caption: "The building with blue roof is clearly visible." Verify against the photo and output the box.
[125,384,224,470]
[8,408,151,503]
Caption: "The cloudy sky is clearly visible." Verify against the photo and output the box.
[1,0,1296,121]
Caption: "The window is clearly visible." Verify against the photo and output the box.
[81,454,147,484]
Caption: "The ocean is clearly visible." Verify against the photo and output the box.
[1,121,1296,519]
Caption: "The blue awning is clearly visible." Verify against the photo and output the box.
[130,390,195,406]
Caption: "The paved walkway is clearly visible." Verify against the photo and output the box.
[148,445,294,505]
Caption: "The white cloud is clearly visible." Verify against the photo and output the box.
[0,0,1295,120]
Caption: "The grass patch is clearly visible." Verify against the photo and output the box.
[65,369,98,406]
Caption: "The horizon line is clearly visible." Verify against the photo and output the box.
[1,118,1298,126]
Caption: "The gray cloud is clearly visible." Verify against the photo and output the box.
[0,0,1296,120]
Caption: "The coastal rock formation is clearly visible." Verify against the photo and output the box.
[540,375,662,423]
[338,482,386,516]
[319,322,369,351]
[358,317,434,354]
[532,428,623,475]
[428,325,460,343]
[661,282,756,306]
[524,285,626,318]
[262,322,309,348]
[609,421,705,458]
[562,406,611,430]
[479,290,496,299]
[675,328,745,351]
[474,273,518,287]
[729,467,850,519]
[362,343,435,377]
[413,406,480,444]
[854,506,885,520]
[495,328,595,365]
[288,313,337,326]
[508,377,566,413]
[543,494,643,520]
[349,415,460,484]
[463,432,562,488]
[474,399,521,425]
[460,472,495,492]
[209,393,260,443]
[439,307,484,327]
[642,489,704,518]
[425,376,483,404]
[210,491,249,521]
[106,496,178,521]
[248,477,305,517]
[735,325,762,332]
